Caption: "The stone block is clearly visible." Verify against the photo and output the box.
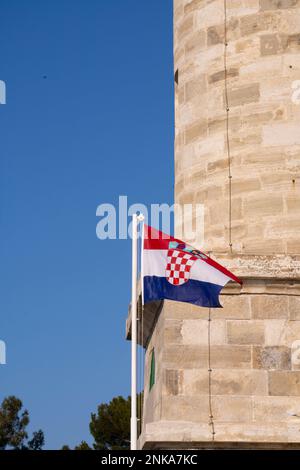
[227,320,265,344]
[260,34,281,55]
[261,173,295,192]
[164,345,208,369]
[290,297,300,320]
[269,371,300,395]
[242,238,284,254]
[240,12,274,37]
[194,1,224,30]
[285,194,300,213]
[291,340,300,370]
[253,346,291,369]
[264,319,286,345]
[213,295,251,319]
[181,319,226,345]
[184,119,207,144]
[184,0,203,14]
[260,0,300,10]
[231,178,261,194]
[226,83,260,107]
[251,295,289,319]
[210,345,252,368]
[185,30,206,55]
[244,195,284,218]
[263,122,300,145]
[253,396,300,422]
[211,369,268,395]
[287,240,300,254]
[207,25,224,45]
[183,369,208,395]
[161,395,209,422]
[208,115,240,134]
[164,369,183,396]
[209,68,239,84]
[209,198,242,225]
[266,217,300,239]
[282,33,300,52]
[212,396,252,423]
[164,319,183,344]
[185,75,207,101]
[164,301,193,319]
[177,14,194,41]
[230,131,262,150]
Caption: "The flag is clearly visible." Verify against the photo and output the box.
[142,225,242,308]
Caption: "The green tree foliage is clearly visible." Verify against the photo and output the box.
[90,396,131,450]
[63,393,143,450]
[74,440,91,450]
[0,396,44,450]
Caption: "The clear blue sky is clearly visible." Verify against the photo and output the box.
[0,0,173,449]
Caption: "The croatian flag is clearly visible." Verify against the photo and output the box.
[142,225,242,308]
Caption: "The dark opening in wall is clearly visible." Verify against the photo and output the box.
[174,69,178,86]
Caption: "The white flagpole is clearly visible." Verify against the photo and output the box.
[130,213,138,450]
[130,213,144,450]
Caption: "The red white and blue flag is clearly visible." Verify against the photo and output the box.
[142,225,242,308]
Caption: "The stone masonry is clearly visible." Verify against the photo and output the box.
[127,0,300,449]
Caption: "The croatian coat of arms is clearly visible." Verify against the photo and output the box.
[165,242,207,286]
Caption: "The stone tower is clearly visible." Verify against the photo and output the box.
[127,0,300,449]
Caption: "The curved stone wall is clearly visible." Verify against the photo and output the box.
[174,0,300,278]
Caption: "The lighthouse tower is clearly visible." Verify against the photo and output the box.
[127,0,300,449]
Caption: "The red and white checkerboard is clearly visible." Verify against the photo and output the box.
[165,249,198,286]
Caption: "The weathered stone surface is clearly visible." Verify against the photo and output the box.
[263,123,300,145]
[164,344,252,369]
[185,30,206,55]
[177,14,194,41]
[208,115,240,133]
[181,319,226,345]
[290,297,300,320]
[210,345,252,368]
[240,12,276,37]
[207,25,223,46]
[209,198,242,225]
[253,346,291,369]
[251,295,289,319]
[164,369,183,396]
[264,319,286,345]
[161,396,209,422]
[184,0,203,14]
[184,119,207,144]
[209,68,239,84]
[287,240,300,254]
[269,371,300,395]
[164,345,208,369]
[231,178,261,194]
[213,295,251,319]
[242,238,285,255]
[226,83,260,107]
[212,396,252,423]
[253,396,300,422]
[244,195,284,218]
[286,194,300,214]
[185,75,207,101]
[260,0,300,11]
[227,320,265,344]
[212,369,268,395]
[182,369,208,395]
[164,319,183,344]
[260,34,281,55]
[291,340,300,370]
